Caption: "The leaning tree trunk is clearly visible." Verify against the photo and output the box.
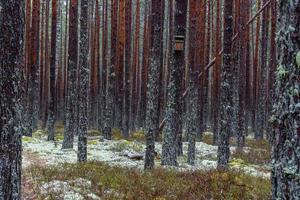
[161,0,188,166]
[217,0,234,169]
[271,1,300,199]
[62,0,78,149]
[0,1,24,198]
[144,0,164,170]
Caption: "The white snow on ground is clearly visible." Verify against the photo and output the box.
[22,133,270,179]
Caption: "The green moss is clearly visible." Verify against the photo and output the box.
[229,158,247,167]
[22,136,35,142]
[112,128,123,140]
[87,140,98,145]
[109,140,144,152]
[33,130,47,138]
[277,65,289,79]
[131,130,145,141]
[28,162,271,200]
[296,51,300,68]
[55,134,64,141]
[231,148,270,166]
[87,130,100,137]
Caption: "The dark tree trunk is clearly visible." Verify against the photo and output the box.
[271,1,300,199]
[212,0,221,144]
[62,0,78,149]
[100,0,108,132]
[78,0,89,163]
[27,0,40,136]
[139,2,150,129]
[47,0,58,141]
[0,0,24,198]
[122,0,132,138]
[130,0,140,131]
[161,0,188,166]
[103,0,118,140]
[144,0,164,170]
[217,0,234,169]
[255,0,269,140]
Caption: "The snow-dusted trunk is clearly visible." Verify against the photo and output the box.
[271,1,300,199]
[77,0,89,162]
[0,1,24,198]
[187,0,199,166]
[47,0,58,141]
[161,0,187,166]
[144,0,164,170]
[217,0,234,169]
[62,0,78,149]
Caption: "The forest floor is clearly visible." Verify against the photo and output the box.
[21,129,272,200]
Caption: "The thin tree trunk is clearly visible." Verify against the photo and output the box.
[62,0,78,149]
[78,0,89,163]
[47,0,58,141]
[122,0,132,138]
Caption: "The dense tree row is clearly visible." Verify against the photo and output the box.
[1,0,299,198]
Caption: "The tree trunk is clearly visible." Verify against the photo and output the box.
[122,0,132,138]
[187,0,199,166]
[103,0,118,140]
[212,0,221,144]
[217,0,234,169]
[255,0,269,140]
[144,0,164,170]
[0,1,24,198]
[78,0,89,163]
[161,0,188,166]
[271,1,300,198]
[47,0,58,141]
[62,0,78,149]
[28,0,40,136]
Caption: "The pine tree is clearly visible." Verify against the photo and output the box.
[162,0,188,166]
[103,0,118,140]
[0,1,24,198]
[122,0,132,138]
[217,0,234,169]
[144,0,164,170]
[27,0,40,136]
[47,0,58,141]
[187,0,199,166]
[255,0,269,140]
[271,1,300,198]
[62,0,79,149]
[78,0,89,162]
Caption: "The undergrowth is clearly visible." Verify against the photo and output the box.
[29,161,271,200]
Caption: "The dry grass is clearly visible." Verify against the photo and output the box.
[29,161,271,200]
